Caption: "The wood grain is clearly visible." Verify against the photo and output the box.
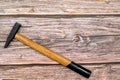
[0,16,120,65]
[15,33,71,66]
[0,64,119,80]
[0,0,120,79]
[0,0,120,15]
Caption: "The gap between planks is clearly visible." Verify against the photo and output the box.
[0,13,120,18]
[0,61,120,66]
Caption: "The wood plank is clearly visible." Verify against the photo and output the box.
[0,16,120,65]
[0,64,119,80]
[0,0,120,15]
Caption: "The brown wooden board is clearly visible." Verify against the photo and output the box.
[0,16,120,65]
[0,0,120,15]
[0,64,119,80]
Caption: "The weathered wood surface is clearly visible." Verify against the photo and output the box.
[0,64,120,80]
[0,17,120,65]
[0,16,120,65]
[0,0,120,15]
[0,0,120,80]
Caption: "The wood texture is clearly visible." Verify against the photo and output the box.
[0,0,120,80]
[0,16,120,65]
[0,64,120,80]
[0,0,120,15]
[15,33,71,66]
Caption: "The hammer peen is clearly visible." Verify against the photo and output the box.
[4,22,91,78]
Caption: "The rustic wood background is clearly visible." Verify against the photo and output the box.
[0,0,120,80]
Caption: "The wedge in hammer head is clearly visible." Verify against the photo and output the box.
[4,22,21,48]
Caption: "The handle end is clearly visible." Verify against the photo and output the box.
[67,62,91,78]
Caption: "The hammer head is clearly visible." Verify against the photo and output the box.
[4,22,21,48]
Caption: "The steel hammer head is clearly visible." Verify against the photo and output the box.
[4,22,21,48]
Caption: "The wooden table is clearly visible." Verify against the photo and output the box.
[0,0,120,80]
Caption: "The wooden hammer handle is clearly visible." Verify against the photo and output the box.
[15,33,71,66]
[15,33,91,78]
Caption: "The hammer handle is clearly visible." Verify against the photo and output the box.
[15,33,91,78]
[15,33,71,66]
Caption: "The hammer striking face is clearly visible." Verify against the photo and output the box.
[4,22,91,78]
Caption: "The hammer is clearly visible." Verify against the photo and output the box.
[4,22,91,78]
